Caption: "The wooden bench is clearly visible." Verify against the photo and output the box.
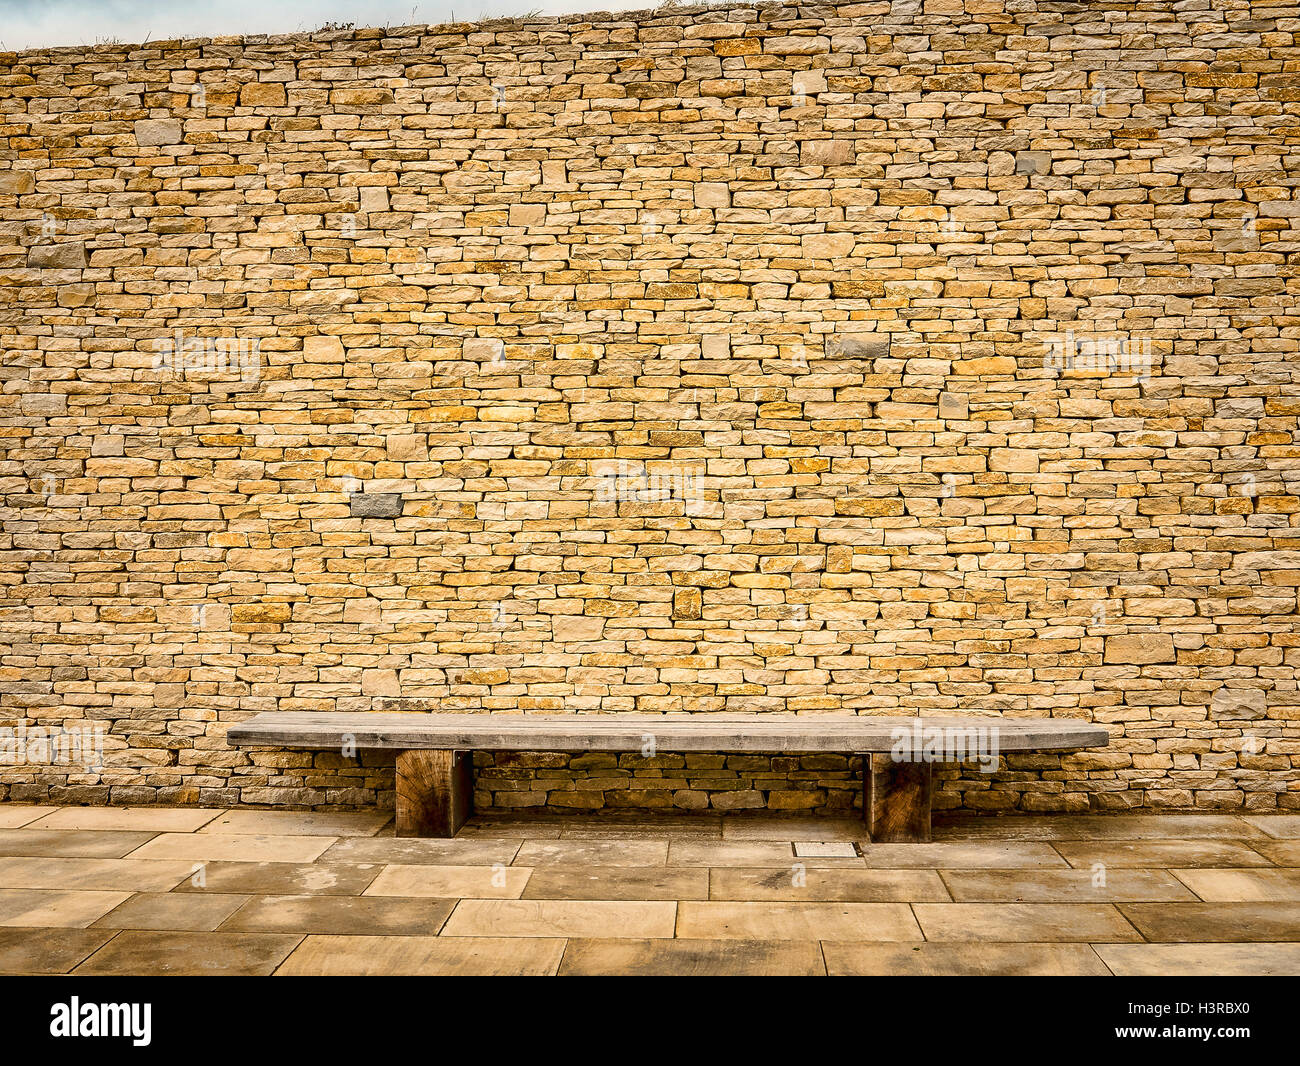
[227,712,1109,842]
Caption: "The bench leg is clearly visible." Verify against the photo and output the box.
[395,749,473,838]
[865,754,932,843]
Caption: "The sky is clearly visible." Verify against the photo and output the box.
[0,0,653,50]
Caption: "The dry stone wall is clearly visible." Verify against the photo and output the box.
[2,0,1299,815]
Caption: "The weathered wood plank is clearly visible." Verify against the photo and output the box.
[229,712,1110,754]
[865,755,932,843]
[395,749,472,838]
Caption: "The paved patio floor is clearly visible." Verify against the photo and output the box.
[0,805,1297,975]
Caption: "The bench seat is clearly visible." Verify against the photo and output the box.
[228,712,1110,842]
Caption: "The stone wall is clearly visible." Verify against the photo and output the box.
[2,0,1299,816]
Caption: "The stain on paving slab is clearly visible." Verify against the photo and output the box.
[172,861,382,896]
[275,935,566,976]
[560,938,826,976]
[709,867,949,903]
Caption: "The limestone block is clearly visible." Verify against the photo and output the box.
[1105,635,1177,665]
[27,243,86,268]
[134,119,184,145]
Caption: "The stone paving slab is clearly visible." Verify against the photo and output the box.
[221,894,455,936]
[321,837,521,867]
[1118,903,1300,942]
[442,899,678,939]
[0,857,195,893]
[1169,868,1300,903]
[912,903,1143,942]
[722,818,868,843]
[73,930,303,976]
[676,901,922,941]
[199,811,393,837]
[1248,839,1300,867]
[940,868,1198,903]
[0,888,131,928]
[823,941,1112,976]
[0,829,158,858]
[933,814,1264,841]
[128,833,336,864]
[364,864,533,899]
[1095,942,1300,976]
[0,807,56,829]
[30,807,225,833]
[1052,840,1275,870]
[555,824,724,840]
[860,843,1069,869]
[275,934,566,976]
[552,817,725,840]
[1242,816,1300,839]
[0,927,114,973]
[92,892,250,931]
